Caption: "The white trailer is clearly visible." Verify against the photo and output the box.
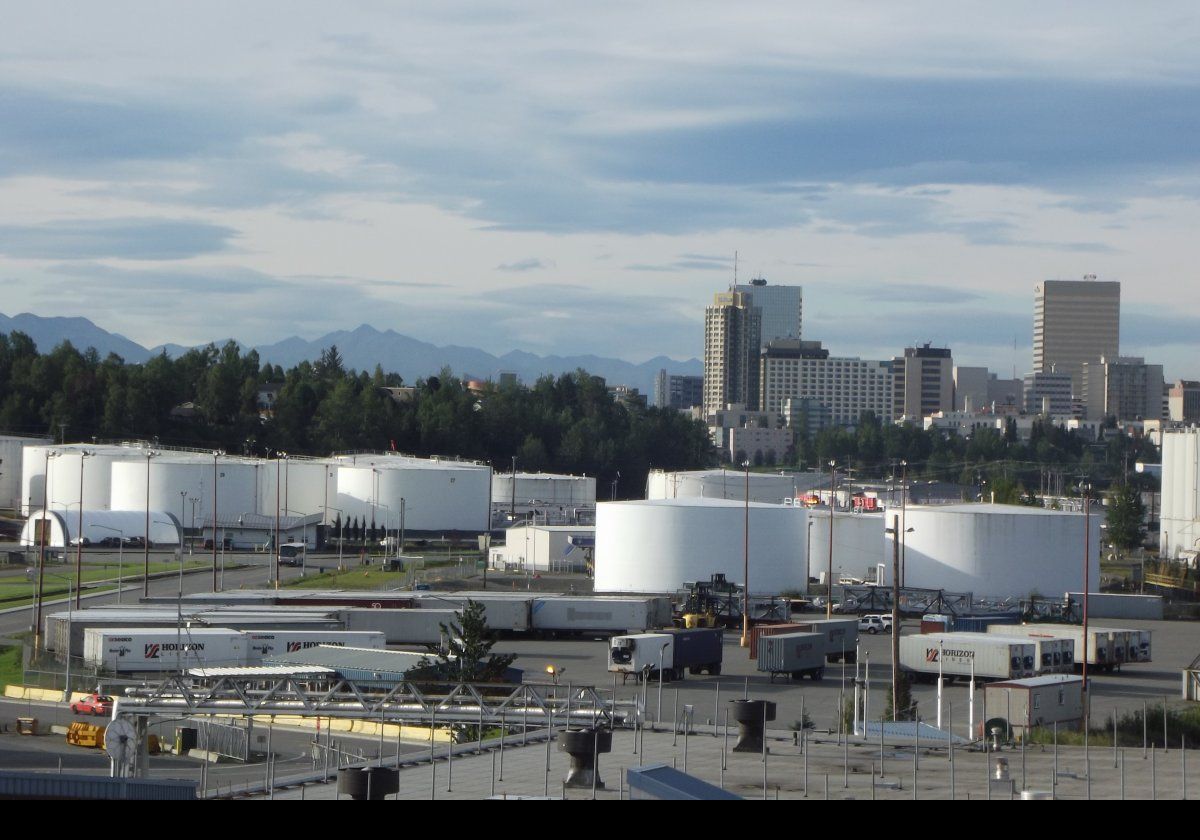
[988,624,1149,671]
[531,597,657,635]
[952,632,1074,675]
[244,631,385,662]
[83,627,246,674]
[608,630,723,682]
[340,608,457,645]
[410,594,531,633]
[899,633,1036,682]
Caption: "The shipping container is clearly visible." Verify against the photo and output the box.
[756,632,826,681]
[340,608,457,645]
[410,594,531,632]
[530,597,657,635]
[83,628,246,673]
[1064,592,1163,620]
[747,623,808,659]
[951,632,1074,675]
[788,618,858,662]
[899,633,1036,681]
[986,624,1149,670]
[243,631,385,663]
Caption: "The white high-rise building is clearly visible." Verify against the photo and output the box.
[759,340,892,428]
[734,277,802,347]
[1034,278,1120,397]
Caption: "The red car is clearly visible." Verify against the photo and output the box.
[71,694,114,716]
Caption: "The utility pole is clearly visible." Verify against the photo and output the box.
[827,460,836,620]
[890,514,901,721]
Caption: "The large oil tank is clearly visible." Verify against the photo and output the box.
[896,504,1101,600]
[257,458,337,522]
[4,436,52,513]
[335,455,491,532]
[491,472,597,507]
[40,444,149,512]
[645,469,797,503]
[110,456,260,523]
[594,498,808,594]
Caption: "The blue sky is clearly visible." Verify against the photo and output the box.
[1,3,1198,377]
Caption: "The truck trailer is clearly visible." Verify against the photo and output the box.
[986,624,1150,671]
[789,618,859,663]
[83,627,246,674]
[756,632,826,681]
[951,632,1074,675]
[609,628,723,682]
[899,632,1037,682]
[530,597,659,636]
[244,630,385,663]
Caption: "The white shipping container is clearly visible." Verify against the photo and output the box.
[900,633,1036,681]
[244,631,385,662]
[83,627,246,673]
[340,609,457,645]
[987,624,1147,669]
[953,632,1074,675]
[530,597,654,634]
[411,594,530,632]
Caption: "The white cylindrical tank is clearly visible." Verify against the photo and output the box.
[894,504,1102,600]
[258,458,337,522]
[491,472,597,507]
[42,444,149,512]
[1161,429,1200,560]
[807,510,886,584]
[3,436,52,513]
[335,455,491,532]
[646,469,797,503]
[110,457,260,523]
[594,498,808,594]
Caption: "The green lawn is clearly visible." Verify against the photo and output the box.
[285,567,410,590]
[0,645,22,690]
[0,560,210,605]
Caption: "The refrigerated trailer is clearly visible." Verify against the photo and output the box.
[986,624,1150,671]
[950,632,1074,675]
[609,629,723,682]
[243,630,385,662]
[756,632,826,682]
[340,608,457,645]
[530,597,660,635]
[899,633,1037,682]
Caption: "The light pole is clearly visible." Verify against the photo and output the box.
[740,459,751,648]
[1079,480,1093,714]
[212,450,223,592]
[274,452,285,590]
[323,506,344,571]
[827,460,836,619]
[74,450,93,609]
[885,517,914,721]
[399,497,406,560]
[142,449,158,598]
[34,449,61,651]
[179,490,187,554]
[657,641,669,723]
[188,496,199,555]
[900,459,908,587]
[93,525,125,604]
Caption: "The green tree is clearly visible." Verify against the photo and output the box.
[885,673,919,721]
[1106,483,1146,551]
[419,600,517,683]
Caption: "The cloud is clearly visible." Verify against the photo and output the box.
[0,218,238,260]
[496,258,551,272]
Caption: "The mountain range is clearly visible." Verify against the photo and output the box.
[0,313,702,397]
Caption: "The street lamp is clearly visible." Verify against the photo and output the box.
[885,518,915,721]
[142,449,159,598]
[211,450,223,592]
[33,449,62,651]
[827,460,836,620]
[93,524,125,604]
[323,506,344,571]
[740,459,751,648]
[74,450,94,609]
[1078,480,1094,714]
[30,569,73,701]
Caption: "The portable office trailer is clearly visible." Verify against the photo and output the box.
[983,675,1084,735]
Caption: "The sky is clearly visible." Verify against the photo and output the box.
[1,3,1198,378]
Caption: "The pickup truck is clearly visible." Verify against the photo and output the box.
[71,694,113,716]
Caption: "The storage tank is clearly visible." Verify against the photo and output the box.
[334,455,491,532]
[645,469,797,503]
[593,498,808,594]
[491,472,597,507]
[806,510,885,584]
[1160,428,1200,560]
[1,435,52,513]
[42,444,147,512]
[258,458,337,522]
[110,456,259,523]
[895,504,1101,600]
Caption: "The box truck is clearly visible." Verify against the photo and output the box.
[899,633,1036,682]
[609,628,723,682]
[756,632,826,681]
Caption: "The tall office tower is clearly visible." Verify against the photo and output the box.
[733,277,803,346]
[1033,278,1120,397]
[759,340,892,428]
[1081,356,1165,421]
[654,369,704,410]
[703,291,761,418]
[1023,370,1074,416]
[892,344,954,421]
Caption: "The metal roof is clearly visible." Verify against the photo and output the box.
[265,645,430,673]
[187,665,336,678]
[989,675,1084,689]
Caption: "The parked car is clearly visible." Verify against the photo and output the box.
[97,536,122,548]
[68,536,91,547]
[122,536,151,549]
[71,693,113,716]
[858,614,893,634]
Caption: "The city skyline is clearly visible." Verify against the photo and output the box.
[1,5,1198,378]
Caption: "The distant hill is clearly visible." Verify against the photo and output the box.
[1,314,701,396]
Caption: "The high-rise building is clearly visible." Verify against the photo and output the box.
[1081,356,1164,421]
[1033,278,1120,397]
[1023,370,1074,416]
[703,291,761,417]
[654,370,704,410]
[1168,380,1200,423]
[892,344,954,421]
[759,339,892,428]
[733,277,802,347]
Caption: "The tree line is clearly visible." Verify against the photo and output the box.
[0,333,716,497]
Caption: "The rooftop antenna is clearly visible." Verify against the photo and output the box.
[733,250,738,289]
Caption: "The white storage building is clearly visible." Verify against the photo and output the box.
[1160,428,1200,561]
[594,498,808,594]
[488,525,595,573]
